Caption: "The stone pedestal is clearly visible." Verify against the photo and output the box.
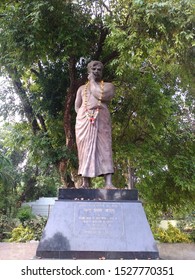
[36,189,159,259]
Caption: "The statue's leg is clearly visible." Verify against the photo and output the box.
[104,174,116,189]
[81,177,91,189]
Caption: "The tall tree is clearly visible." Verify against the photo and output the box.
[105,0,195,215]
[0,0,109,188]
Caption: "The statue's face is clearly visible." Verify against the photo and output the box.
[90,64,103,81]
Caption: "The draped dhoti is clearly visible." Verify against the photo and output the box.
[75,106,114,177]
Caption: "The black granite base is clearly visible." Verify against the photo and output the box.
[36,189,159,259]
[37,250,159,260]
[58,188,138,201]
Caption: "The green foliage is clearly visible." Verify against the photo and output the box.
[143,202,163,228]
[0,214,8,241]
[1,210,47,242]
[8,215,47,242]
[107,0,195,80]
[8,224,34,242]
[16,206,35,224]
[0,152,13,186]
[0,123,60,201]
[0,214,18,241]
[91,177,104,188]
[24,216,47,241]
[178,212,195,242]
[0,0,95,67]
[108,1,195,209]
[153,222,192,243]
[0,151,18,215]
[0,0,98,193]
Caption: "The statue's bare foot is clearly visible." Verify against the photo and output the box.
[79,185,90,189]
[80,177,91,189]
[104,185,117,189]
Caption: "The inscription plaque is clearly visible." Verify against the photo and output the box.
[74,203,124,238]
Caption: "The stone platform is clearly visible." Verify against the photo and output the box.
[36,189,159,259]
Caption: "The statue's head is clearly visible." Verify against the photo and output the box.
[87,61,104,81]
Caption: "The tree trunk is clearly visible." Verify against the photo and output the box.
[8,67,41,134]
[60,58,79,188]
[127,160,136,189]
[64,58,77,150]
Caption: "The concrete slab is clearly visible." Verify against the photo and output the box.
[157,243,195,260]
[0,242,194,260]
[0,241,39,260]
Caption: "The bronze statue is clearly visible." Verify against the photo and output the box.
[75,61,115,188]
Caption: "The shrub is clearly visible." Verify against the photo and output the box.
[24,216,47,241]
[0,213,18,241]
[16,205,35,224]
[178,212,195,242]
[8,216,47,242]
[8,224,34,242]
[153,222,192,243]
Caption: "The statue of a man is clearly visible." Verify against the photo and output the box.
[75,61,115,188]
